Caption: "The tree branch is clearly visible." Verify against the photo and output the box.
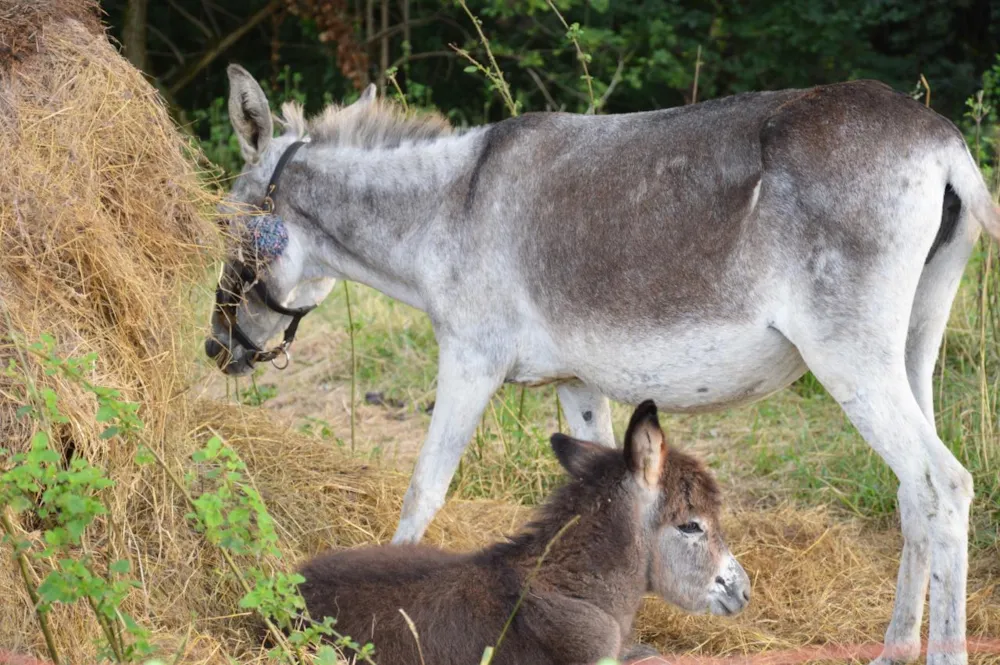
[378,0,389,94]
[363,16,435,47]
[168,0,215,39]
[148,24,185,65]
[526,68,559,110]
[390,49,454,70]
[590,54,627,113]
[167,0,283,96]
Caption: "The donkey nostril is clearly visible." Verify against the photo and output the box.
[205,338,223,359]
[715,576,726,586]
[742,589,751,602]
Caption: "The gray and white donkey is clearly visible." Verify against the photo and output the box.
[208,64,1000,665]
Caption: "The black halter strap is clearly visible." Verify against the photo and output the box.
[263,140,306,211]
[216,140,315,369]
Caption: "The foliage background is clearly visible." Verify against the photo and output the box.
[98,0,1000,172]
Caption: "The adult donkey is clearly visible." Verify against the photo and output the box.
[207,65,1000,665]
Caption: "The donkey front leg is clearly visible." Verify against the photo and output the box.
[556,382,616,447]
[392,346,505,544]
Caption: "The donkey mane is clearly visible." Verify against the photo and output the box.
[278,98,452,149]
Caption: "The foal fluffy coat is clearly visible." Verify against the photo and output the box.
[297,402,748,665]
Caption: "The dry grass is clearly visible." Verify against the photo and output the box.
[0,3,997,664]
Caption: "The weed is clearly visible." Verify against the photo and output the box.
[2,335,378,664]
[1,334,154,663]
[240,378,279,407]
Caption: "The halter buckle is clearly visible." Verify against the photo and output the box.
[270,344,291,370]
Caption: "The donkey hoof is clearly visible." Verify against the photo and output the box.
[870,642,922,665]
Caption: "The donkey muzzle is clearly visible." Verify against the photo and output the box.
[708,553,751,616]
[204,334,255,376]
[205,337,224,360]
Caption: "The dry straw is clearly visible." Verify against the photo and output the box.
[0,2,998,664]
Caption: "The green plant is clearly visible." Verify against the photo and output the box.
[2,335,379,664]
[240,378,279,406]
[298,417,339,442]
[181,435,372,664]
[1,334,153,663]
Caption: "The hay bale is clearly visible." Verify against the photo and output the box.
[0,1,224,660]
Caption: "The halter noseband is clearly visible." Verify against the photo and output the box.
[216,140,314,370]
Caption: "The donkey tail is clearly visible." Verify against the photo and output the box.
[948,139,1000,241]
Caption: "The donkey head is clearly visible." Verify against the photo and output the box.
[551,401,751,616]
[205,65,376,375]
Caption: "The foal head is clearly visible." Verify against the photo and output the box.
[551,400,751,616]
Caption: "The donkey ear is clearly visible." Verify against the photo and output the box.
[623,400,667,489]
[227,64,273,164]
[355,83,377,107]
[551,433,606,480]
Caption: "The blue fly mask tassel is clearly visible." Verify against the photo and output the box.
[243,213,290,264]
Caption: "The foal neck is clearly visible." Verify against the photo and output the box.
[484,460,649,615]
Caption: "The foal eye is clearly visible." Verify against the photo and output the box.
[677,521,703,534]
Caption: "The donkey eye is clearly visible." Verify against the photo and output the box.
[677,521,702,534]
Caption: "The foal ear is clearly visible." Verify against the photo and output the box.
[624,400,667,489]
[551,433,606,480]
[227,64,273,164]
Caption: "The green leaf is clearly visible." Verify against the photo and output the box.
[95,404,117,422]
[44,528,68,549]
[134,445,155,466]
[109,559,131,575]
[464,65,479,73]
[64,494,88,514]
[314,645,340,665]
[99,425,119,439]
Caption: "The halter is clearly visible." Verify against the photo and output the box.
[215,140,314,370]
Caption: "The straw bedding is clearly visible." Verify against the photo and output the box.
[0,2,997,663]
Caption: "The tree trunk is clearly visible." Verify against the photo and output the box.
[378,0,389,94]
[122,0,149,72]
[400,0,410,68]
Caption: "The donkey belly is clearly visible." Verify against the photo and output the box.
[560,321,807,412]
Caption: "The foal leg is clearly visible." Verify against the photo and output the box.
[556,382,616,447]
[799,343,972,665]
[392,344,505,544]
[520,592,622,665]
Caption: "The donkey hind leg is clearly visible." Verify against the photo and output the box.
[798,342,972,665]
[556,382,615,447]
[906,212,978,425]
[877,217,979,664]
[392,347,505,544]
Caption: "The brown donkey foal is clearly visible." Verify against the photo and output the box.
[297,401,751,665]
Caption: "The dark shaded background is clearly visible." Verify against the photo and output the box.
[99,0,1000,171]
